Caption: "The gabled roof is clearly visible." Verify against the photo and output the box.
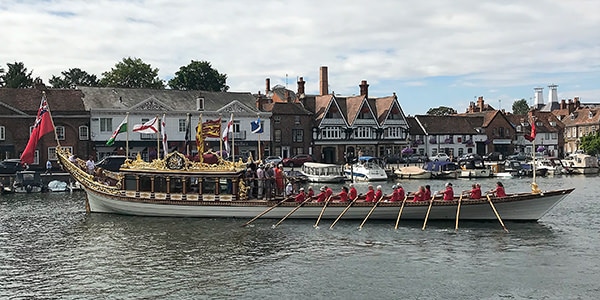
[562,107,600,127]
[373,96,395,125]
[344,95,376,125]
[415,115,484,135]
[406,116,425,135]
[313,94,335,124]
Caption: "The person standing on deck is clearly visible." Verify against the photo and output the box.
[440,182,454,200]
[274,164,285,196]
[349,183,358,200]
[256,164,265,199]
[85,156,95,175]
[285,181,293,196]
[245,168,256,199]
[365,185,375,202]
[265,164,275,199]
[489,181,506,197]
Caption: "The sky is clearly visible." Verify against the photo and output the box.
[1,0,599,116]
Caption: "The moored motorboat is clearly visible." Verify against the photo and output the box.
[344,156,388,181]
[57,147,574,221]
[422,161,458,179]
[394,166,432,179]
[300,162,346,183]
[12,171,44,193]
[457,157,493,178]
[562,153,599,174]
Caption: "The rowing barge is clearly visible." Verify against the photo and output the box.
[57,147,573,221]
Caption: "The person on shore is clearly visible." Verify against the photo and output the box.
[469,183,482,199]
[338,186,349,202]
[45,160,52,175]
[489,181,506,197]
[424,185,432,200]
[315,186,327,203]
[365,185,375,202]
[349,183,358,200]
[412,186,425,202]
[374,185,384,202]
[295,187,306,203]
[440,182,454,200]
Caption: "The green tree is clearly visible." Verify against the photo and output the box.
[512,98,529,115]
[168,60,229,91]
[99,57,164,88]
[426,106,457,116]
[49,68,99,88]
[580,132,600,156]
[0,62,34,88]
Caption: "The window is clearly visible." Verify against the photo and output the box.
[178,119,186,132]
[294,147,304,155]
[274,129,281,142]
[196,97,204,111]
[386,127,403,138]
[100,118,112,133]
[458,148,464,156]
[355,126,372,138]
[498,127,504,137]
[357,105,371,119]
[0,126,4,140]
[233,122,240,133]
[274,116,281,124]
[139,118,156,140]
[294,116,300,125]
[79,126,89,140]
[47,146,73,160]
[516,125,522,132]
[322,127,341,139]
[55,126,65,140]
[292,129,303,142]
[33,150,40,165]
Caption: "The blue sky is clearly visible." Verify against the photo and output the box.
[1,0,599,115]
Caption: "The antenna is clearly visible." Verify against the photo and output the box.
[285,74,288,88]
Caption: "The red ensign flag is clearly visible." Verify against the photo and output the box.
[20,96,55,164]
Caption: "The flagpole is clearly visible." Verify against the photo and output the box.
[155,115,160,161]
[198,114,203,164]
[531,116,537,185]
[231,113,235,162]
[185,113,191,156]
[219,114,223,157]
[125,112,130,158]
[43,91,61,148]
[257,113,261,161]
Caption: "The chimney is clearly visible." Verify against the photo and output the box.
[574,97,580,108]
[548,84,558,103]
[567,99,574,114]
[34,78,46,90]
[284,90,290,102]
[477,96,484,112]
[560,99,566,110]
[359,80,369,98]
[297,77,305,96]
[265,78,271,95]
[319,66,328,96]
[534,87,544,109]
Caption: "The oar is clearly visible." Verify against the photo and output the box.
[358,194,386,230]
[329,194,361,229]
[273,197,312,228]
[314,195,333,228]
[486,194,509,233]
[421,194,436,231]
[394,195,409,230]
[242,197,290,227]
[454,193,464,231]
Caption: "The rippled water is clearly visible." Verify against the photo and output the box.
[1,176,599,299]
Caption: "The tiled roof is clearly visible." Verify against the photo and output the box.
[344,95,367,125]
[562,107,600,127]
[406,116,425,135]
[373,96,395,125]
[272,102,312,115]
[313,94,334,123]
[415,115,483,134]
[0,87,85,114]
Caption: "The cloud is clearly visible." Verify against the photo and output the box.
[1,0,598,114]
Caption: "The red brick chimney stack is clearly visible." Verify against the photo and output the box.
[297,77,305,96]
[477,96,484,112]
[265,78,271,95]
[319,66,328,96]
[560,99,566,110]
[359,80,369,98]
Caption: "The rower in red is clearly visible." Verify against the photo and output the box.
[349,183,357,200]
[440,182,454,200]
[489,181,506,197]
[365,185,375,202]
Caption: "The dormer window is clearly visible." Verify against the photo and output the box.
[570,113,575,120]
[196,97,205,111]
[516,125,522,132]
[549,121,556,127]
[589,111,594,118]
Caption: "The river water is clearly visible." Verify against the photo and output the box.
[1,175,599,299]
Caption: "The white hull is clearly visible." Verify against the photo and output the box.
[394,170,432,179]
[84,187,573,221]
[344,166,388,181]
[304,175,346,183]
[458,169,493,178]
[571,167,599,175]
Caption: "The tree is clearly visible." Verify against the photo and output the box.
[49,68,99,88]
[580,132,600,156]
[99,57,164,89]
[426,106,457,116]
[168,60,229,91]
[512,98,529,115]
[0,62,34,88]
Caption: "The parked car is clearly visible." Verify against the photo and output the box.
[384,154,404,164]
[459,153,483,162]
[0,159,25,174]
[406,154,427,163]
[507,152,529,161]
[429,153,450,162]
[263,156,283,166]
[282,154,313,167]
[96,155,128,172]
[483,152,503,161]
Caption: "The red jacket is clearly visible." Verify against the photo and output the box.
[493,186,506,197]
[470,187,481,199]
[316,191,327,202]
[295,191,305,203]
[375,190,383,201]
[338,190,348,202]
[442,187,454,200]
[365,189,375,202]
[349,187,358,200]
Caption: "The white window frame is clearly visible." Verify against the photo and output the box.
[56,126,65,140]
[100,118,112,133]
[322,127,341,139]
[355,126,372,139]
[0,126,4,140]
[79,125,89,140]
[178,119,186,132]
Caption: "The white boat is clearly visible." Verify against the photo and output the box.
[394,166,432,179]
[344,156,388,181]
[457,158,493,178]
[47,180,69,192]
[300,162,346,183]
[563,153,599,174]
[422,161,458,179]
